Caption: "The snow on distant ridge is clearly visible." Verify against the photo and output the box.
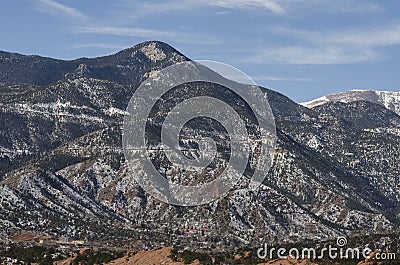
[301,90,400,115]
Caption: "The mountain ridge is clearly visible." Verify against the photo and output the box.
[1,41,399,251]
[301,89,400,116]
[0,41,187,87]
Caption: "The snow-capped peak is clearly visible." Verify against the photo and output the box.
[301,90,400,115]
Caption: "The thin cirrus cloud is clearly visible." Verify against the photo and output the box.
[35,0,87,20]
[75,26,176,38]
[246,46,379,65]
[118,0,285,16]
[71,43,130,50]
[75,26,225,46]
[270,25,400,48]
[32,0,395,65]
[116,0,385,19]
[209,0,285,14]
[116,0,382,17]
[253,75,314,82]
[277,0,383,14]
[33,1,222,46]
[246,24,400,65]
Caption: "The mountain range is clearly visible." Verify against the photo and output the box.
[0,41,399,251]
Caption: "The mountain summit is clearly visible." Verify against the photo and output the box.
[0,41,187,87]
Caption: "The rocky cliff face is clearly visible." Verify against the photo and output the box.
[0,41,399,250]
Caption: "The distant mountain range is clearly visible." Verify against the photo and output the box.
[0,41,399,250]
[301,90,400,115]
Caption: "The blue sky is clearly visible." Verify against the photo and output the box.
[1,0,400,102]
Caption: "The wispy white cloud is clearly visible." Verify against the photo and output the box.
[253,76,288,81]
[75,26,175,38]
[271,25,400,48]
[277,0,383,14]
[210,0,285,14]
[253,75,314,81]
[75,26,224,46]
[246,46,378,64]
[247,24,400,65]
[71,43,129,50]
[216,10,231,15]
[35,0,87,20]
[31,0,390,66]
[117,0,285,16]
[111,0,383,20]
